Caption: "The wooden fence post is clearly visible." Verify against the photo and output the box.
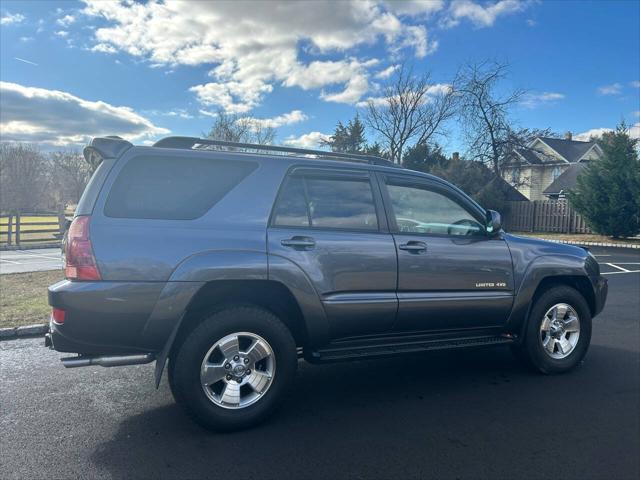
[6,215,13,246]
[15,214,20,247]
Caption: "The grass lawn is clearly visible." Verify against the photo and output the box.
[512,232,640,246]
[0,270,63,328]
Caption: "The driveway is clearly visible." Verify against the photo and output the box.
[1,247,638,479]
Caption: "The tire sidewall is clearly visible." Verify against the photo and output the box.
[525,286,592,374]
[171,306,297,431]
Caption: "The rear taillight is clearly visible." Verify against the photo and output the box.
[52,307,66,325]
[65,216,101,281]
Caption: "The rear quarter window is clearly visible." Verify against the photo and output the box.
[104,155,257,220]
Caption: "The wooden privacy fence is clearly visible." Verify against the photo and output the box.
[503,200,591,234]
[0,213,67,248]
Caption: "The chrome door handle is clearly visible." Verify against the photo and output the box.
[281,236,316,249]
[398,241,427,253]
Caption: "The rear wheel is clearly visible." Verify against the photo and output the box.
[513,285,592,374]
[169,305,297,431]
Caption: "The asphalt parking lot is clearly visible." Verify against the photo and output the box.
[0,248,62,274]
[1,246,638,479]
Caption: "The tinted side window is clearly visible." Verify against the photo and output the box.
[272,176,309,227]
[104,156,257,220]
[273,175,378,231]
[387,183,483,236]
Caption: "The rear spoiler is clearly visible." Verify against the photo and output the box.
[83,136,133,167]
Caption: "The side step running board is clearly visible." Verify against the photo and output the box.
[61,353,155,368]
[310,334,513,362]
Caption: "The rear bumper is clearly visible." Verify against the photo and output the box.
[47,279,166,355]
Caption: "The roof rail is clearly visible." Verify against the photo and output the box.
[152,136,397,167]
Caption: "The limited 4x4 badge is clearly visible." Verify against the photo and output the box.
[475,282,507,288]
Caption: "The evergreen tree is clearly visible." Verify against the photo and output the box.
[402,142,448,173]
[568,123,640,238]
[324,115,367,153]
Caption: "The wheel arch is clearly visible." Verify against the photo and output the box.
[506,254,596,342]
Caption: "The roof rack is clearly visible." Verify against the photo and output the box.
[152,136,398,167]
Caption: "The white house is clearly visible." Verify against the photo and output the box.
[502,133,603,201]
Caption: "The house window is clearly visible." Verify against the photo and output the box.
[552,167,562,181]
[510,169,519,184]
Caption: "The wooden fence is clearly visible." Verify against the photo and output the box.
[0,213,67,248]
[503,200,591,234]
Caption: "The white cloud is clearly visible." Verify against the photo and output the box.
[574,123,640,141]
[630,81,640,88]
[81,1,441,112]
[632,111,640,118]
[56,14,76,27]
[443,0,527,28]
[284,131,331,148]
[598,83,623,95]
[54,30,69,38]
[0,81,169,147]
[384,0,445,16]
[91,43,118,54]
[244,110,308,129]
[520,91,565,108]
[375,65,400,79]
[0,12,25,25]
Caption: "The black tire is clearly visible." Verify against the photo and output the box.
[169,305,297,431]
[513,285,592,374]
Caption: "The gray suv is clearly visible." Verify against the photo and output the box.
[47,136,608,431]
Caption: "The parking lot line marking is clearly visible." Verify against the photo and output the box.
[602,270,640,275]
[593,254,611,257]
[20,251,61,260]
[0,258,21,264]
[606,263,631,272]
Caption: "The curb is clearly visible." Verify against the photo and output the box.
[0,324,48,341]
[1,243,61,252]
[535,239,640,249]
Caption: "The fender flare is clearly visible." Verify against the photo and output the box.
[150,250,329,387]
[505,253,590,340]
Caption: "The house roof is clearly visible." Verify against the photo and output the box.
[543,163,588,195]
[537,137,597,163]
[479,175,530,202]
[514,148,544,165]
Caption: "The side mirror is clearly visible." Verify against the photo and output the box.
[485,210,502,234]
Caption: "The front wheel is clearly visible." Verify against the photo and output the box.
[513,285,592,374]
[169,305,297,431]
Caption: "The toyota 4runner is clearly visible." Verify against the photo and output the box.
[47,136,608,431]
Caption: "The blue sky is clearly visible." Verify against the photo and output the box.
[1,0,639,153]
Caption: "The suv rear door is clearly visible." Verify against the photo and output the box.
[379,173,514,332]
[267,167,397,339]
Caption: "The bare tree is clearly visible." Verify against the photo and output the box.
[206,109,276,145]
[0,143,50,213]
[457,60,553,177]
[365,64,457,163]
[50,151,91,205]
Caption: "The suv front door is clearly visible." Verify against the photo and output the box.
[379,174,514,333]
[268,168,398,340]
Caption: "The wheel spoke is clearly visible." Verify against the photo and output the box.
[201,362,227,386]
[564,316,579,332]
[543,336,557,355]
[218,335,240,360]
[219,382,241,406]
[246,370,272,394]
[540,314,551,332]
[244,338,270,365]
[558,337,572,355]
[555,304,568,320]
